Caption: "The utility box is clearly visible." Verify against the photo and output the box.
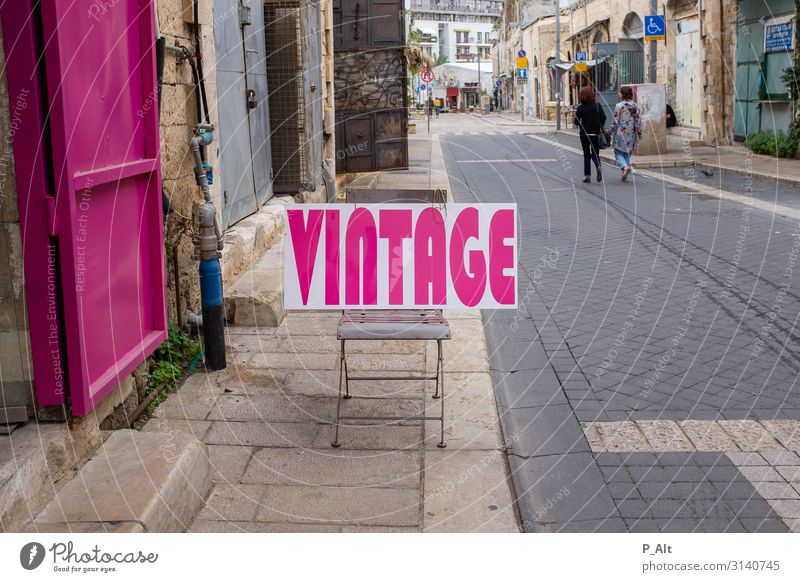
[632,84,667,157]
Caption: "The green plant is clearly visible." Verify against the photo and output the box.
[134,323,203,426]
[745,130,797,158]
[435,53,449,66]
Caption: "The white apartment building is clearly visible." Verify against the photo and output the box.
[410,0,504,64]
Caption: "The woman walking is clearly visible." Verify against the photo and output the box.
[573,86,606,183]
[609,86,642,182]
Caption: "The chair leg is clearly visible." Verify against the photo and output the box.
[433,339,442,399]
[331,340,346,447]
[437,339,447,448]
[342,339,351,399]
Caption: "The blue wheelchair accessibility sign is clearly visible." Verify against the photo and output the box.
[644,15,666,41]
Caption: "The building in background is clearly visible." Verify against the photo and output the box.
[498,0,748,146]
[433,61,496,109]
[410,0,503,66]
[493,0,557,111]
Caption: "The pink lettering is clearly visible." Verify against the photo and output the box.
[450,207,486,306]
[287,209,323,306]
[345,208,378,305]
[414,207,447,305]
[489,209,516,305]
[379,209,413,305]
[325,210,340,305]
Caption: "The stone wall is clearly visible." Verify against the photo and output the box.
[157,0,220,325]
[0,23,34,421]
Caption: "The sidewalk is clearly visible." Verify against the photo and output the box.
[144,130,520,532]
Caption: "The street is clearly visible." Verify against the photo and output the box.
[436,113,800,532]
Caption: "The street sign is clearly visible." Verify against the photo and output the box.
[516,56,529,69]
[765,19,795,53]
[575,51,588,72]
[644,15,666,41]
[420,67,435,83]
[518,49,526,58]
[516,68,527,79]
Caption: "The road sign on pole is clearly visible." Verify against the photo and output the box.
[575,51,588,73]
[420,67,435,83]
[644,14,666,41]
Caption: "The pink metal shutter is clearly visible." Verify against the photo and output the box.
[39,0,167,415]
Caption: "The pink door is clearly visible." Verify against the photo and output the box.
[1,0,167,415]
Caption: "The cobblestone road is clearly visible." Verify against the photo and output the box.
[442,117,800,532]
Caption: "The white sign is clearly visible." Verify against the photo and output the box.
[284,204,518,309]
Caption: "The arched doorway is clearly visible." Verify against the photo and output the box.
[619,12,645,85]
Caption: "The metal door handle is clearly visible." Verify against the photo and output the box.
[246,89,257,109]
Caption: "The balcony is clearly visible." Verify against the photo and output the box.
[410,1,503,17]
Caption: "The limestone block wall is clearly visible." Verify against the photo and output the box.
[0,24,34,418]
[157,0,222,325]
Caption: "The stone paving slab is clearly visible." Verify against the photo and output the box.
[423,449,518,532]
[146,124,518,533]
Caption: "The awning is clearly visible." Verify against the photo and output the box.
[552,57,607,72]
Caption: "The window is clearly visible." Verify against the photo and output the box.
[456,31,470,43]
[547,57,557,101]
[476,32,482,43]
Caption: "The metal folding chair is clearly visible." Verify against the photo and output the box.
[331,188,451,449]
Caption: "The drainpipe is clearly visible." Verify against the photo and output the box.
[190,130,226,371]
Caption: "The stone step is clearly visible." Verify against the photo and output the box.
[668,126,705,147]
[30,429,210,533]
[1,422,102,532]
[224,237,285,327]
[220,198,289,289]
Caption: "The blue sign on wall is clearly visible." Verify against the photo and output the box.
[517,68,528,79]
[644,15,666,41]
[576,51,587,62]
[765,21,794,53]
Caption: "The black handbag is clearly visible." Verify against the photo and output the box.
[595,103,611,149]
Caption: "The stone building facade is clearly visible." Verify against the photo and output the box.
[0,0,336,427]
[498,0,754,146]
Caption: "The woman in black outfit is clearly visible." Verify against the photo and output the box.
[573,86,606,183]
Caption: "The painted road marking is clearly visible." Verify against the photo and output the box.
[458,158,559,164]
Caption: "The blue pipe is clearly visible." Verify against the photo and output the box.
[199,256,225,370]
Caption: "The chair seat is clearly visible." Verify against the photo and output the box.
[337,310,451,340]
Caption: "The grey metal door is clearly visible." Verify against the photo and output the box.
[263,0,323,193]
[333,0,408,173]
[215,0,273,228]
[594,42,619,122]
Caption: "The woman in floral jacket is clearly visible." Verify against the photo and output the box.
[608,86,642,182]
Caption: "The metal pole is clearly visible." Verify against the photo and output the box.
[427,88,431,133]
[478,55,481,111]
[555,4,561,130]
[648,0,657,83]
